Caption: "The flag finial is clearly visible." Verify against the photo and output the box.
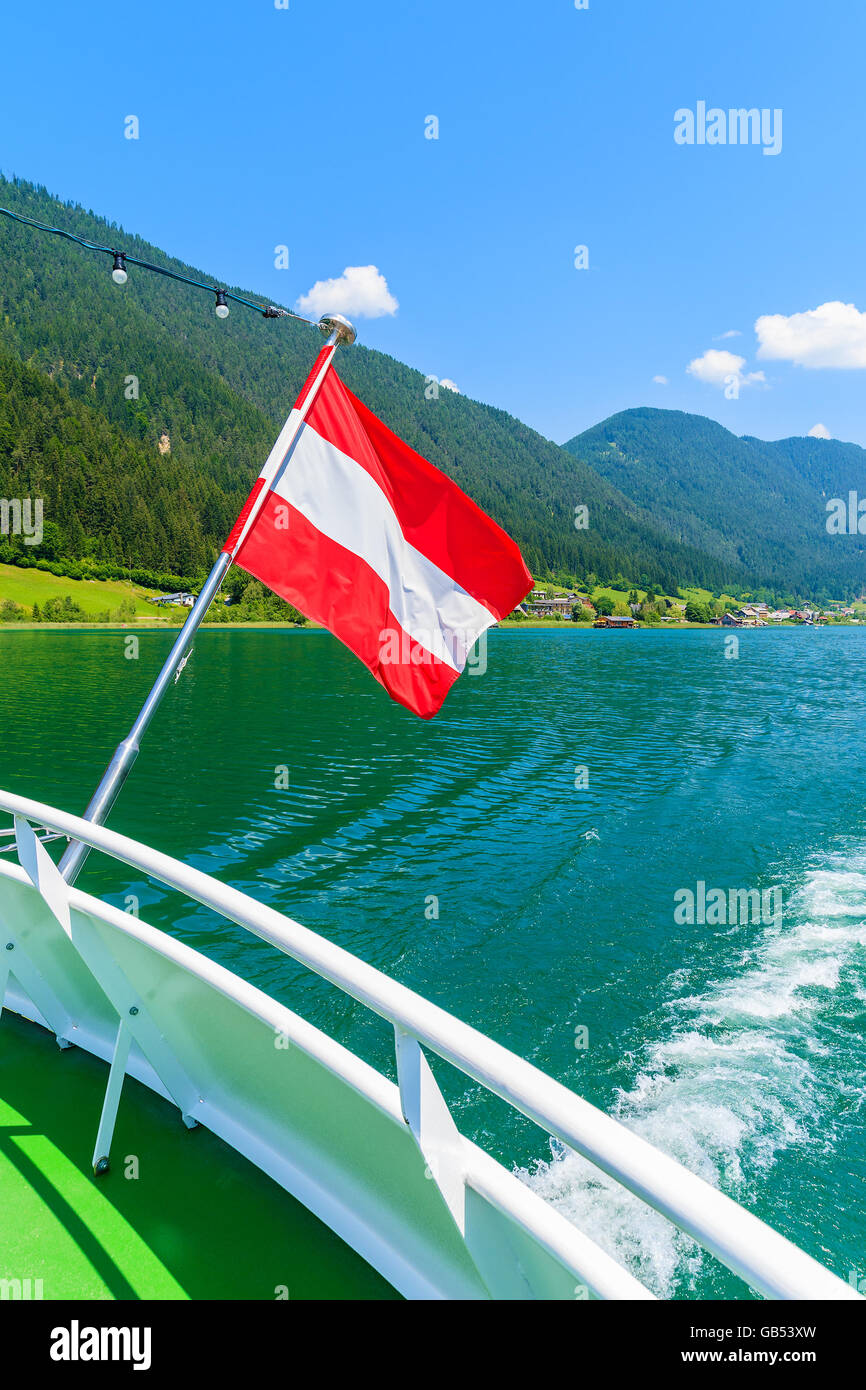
[318,313,357,345]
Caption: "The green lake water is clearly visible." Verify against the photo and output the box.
[1,626,864,1298]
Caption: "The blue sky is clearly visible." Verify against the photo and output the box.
[1,0,865,446]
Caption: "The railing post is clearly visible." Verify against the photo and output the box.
[395,1026,467,1233]
[92,1019,133,1175]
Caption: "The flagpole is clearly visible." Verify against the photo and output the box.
[58,313,356,884]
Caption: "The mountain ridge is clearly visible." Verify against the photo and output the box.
[563,407,866,598]
[0,174,862,602]
[0,174,729,596]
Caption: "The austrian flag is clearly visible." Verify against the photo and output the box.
[225,349,533,718]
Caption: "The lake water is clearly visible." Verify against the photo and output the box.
[1,625,864,1298]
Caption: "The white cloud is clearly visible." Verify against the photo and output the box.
[687,349,744,384]
[686,349,766,391]
[715,329,742,340]
[440,378,460,393]
[295,265,398,320]
[808,422,832,439]
[652,375,669,385]
[755,301,866,368]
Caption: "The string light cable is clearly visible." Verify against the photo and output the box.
[0,204,316,326]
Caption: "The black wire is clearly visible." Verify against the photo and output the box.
[0,205,316,326]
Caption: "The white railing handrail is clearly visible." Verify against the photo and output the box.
[0,789,858,1301]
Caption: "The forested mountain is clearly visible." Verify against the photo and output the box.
[1,175,863,602]
[0,176,733,595]
[565,409,866,599]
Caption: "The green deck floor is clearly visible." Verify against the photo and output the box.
[0,1008,399,1300]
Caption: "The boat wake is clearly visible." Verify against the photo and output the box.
[522,850,866,1297]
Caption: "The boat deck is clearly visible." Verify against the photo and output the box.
[1,793,858,1303]
[0,1009,399,1301]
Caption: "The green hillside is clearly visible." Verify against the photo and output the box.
[564,408,866,599]
[0,175,730,596]
[0,562,161,619]
[2,174,862,604]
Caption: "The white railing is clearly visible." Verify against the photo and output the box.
[0,788,859,1302]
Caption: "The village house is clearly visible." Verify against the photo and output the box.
[732,608,765,627]
[530,596,575,616]
[525,589,589,617]
[149,591,196,609]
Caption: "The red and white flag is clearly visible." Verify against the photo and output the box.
[224,349,533,718]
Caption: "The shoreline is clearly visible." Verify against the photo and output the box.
[0,621,316,631]
[0,620,860,634]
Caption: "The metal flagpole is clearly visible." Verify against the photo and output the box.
[58,312,356,884]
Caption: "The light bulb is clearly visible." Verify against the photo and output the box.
[111,252,128,286]
[215,291,229,319]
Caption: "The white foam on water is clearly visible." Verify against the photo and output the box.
[522,855,866,1297]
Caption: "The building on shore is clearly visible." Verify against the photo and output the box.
[148,591,196,608]
[525,590,591,618]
